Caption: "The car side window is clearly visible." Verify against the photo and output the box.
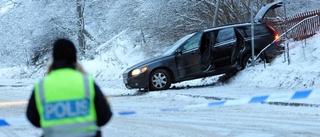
[216,28,235,43]
[181,32,202,52]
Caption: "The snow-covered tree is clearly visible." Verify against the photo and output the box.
[0,0,318,68]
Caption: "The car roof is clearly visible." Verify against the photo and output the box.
[202,22,260,32]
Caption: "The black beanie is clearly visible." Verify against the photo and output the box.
[53,39,77,62]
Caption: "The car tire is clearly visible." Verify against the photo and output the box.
[149,69,171,91]
[242,54,264,69]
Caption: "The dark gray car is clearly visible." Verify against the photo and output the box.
[123,1,283,91]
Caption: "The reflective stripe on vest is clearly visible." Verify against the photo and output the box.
[43,121,97,137]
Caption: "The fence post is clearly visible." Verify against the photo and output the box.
[303,24,307,61]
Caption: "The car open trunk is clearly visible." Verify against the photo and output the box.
[254,1,283,22]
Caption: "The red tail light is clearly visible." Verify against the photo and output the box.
[266,24,280,45]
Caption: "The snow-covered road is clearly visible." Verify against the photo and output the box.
[0,79,319,137]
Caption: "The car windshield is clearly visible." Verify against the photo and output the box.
[162,33,195,56]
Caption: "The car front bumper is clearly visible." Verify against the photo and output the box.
[123,72,149,89]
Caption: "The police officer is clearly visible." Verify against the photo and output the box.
[26,38,112,137]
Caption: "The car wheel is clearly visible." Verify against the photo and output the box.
[149,69,171,91]
[242,54,264,68]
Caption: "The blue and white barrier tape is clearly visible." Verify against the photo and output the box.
[0,117,29,127]
[116,89,320,116]
[1,89,319,126]
[0,120,9,126]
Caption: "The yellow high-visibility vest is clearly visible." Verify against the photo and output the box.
[34,68,98,137]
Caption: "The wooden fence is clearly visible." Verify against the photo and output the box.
[265,10,320,41]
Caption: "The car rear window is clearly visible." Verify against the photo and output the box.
[245,25,270,36]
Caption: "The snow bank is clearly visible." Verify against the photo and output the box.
[228,32,320,90]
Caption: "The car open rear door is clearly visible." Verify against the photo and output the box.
[212,27,237,69]
[231,27,246,65]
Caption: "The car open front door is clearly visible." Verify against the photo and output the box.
[175,32,202,79]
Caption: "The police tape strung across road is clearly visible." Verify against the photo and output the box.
[116,89,320,116]
[0,89,319,126]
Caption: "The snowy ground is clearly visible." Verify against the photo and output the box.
[0,33,320,137]
[0,79,319,137]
